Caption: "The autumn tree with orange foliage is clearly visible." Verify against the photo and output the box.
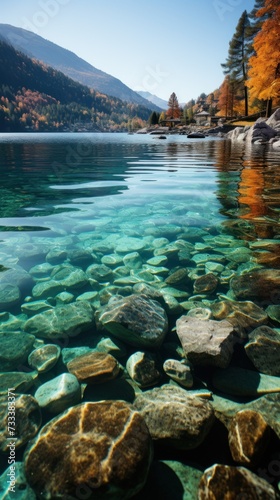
[166,92,181,119]
[247,0,280,116]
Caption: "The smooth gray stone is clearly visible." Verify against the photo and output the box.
[28,344,61,372]
[126,351,161,388]
[34,373,81,413]
[0,283,21,311]
[32,280,64,300]
[21,300,53,316]
[0,372,38,394]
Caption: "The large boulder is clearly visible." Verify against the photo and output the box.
[230,269,280,301]
[24,302,94,340]
[134,384,215,450]
[24,401,153,499]
[176,316,237,368]
[97,294,168,349]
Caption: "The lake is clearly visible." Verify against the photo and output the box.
[0,132,280,498]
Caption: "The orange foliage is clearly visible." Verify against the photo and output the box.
[247,0,280,101]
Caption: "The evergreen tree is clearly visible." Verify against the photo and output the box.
[221,10,251,116]
[149,111,160,125]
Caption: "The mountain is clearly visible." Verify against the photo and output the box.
[0,24,161,112]
[0,40,152,132]
[136,91,168,110]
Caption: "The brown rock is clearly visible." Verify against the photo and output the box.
[211,300,268,334]
[245,326,280,376]
[193,273,219,294]
[230,269,280,301]
[176,316,237,368]
[24,401,153,499]
[228,410,270,466]
[134,385,215,450]
[67,351,120,384]
[0,394,41,452]
[199,464,277,499]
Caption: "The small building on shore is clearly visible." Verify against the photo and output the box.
[194,111,211,126]
[159,118,182,128]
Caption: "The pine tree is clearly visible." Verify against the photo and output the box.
[247,0,280,116]
[221,10,251,116]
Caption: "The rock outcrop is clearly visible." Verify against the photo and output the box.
[227,108,280,144]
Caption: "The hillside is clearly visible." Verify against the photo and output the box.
[0,24,161,112]
[0,40,152,132]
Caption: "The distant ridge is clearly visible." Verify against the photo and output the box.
[0,24,161,112]
[136,91,168,110]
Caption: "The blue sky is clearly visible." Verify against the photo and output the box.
[1,0,256,103]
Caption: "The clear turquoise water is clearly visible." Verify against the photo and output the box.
[1,132,280,491]
[0,132,279,291]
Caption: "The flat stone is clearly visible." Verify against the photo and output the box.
[101,254,123,266]
[228,410,270,467]
[68,248,94,267]
[212,367,280,396]
[163,359,193,388]
[46,247,67,264]
[29,262,54,279]
[123,252,142,269]
[230,269,280,301]
[51,265,88,290]
[194,273,219,294]
[0,372,38,394]
[198,464,277,499]
[211,300,268,332]
[176,316,236,368]
[67,351,120,384]
[98,294,168,349]
[266,305,280,325]
[146,255,168,266]
[0,283,21,311]
[28,344,61,373]
[0,332,35,371]
[126,352,161,388]
[86,263,113,282]
[34,373,81,413]
[32,280,64,300]
[134,384,215,450]
[0,462,37,499]
[21,300,53,316]
[24,301,94,340]
[115,237,146,253]
[165,268,190,286]
[245,326,280,375]
[24,401,153,499]
[55,291,74,304]
[0,394,41,452]
[187,307,212,320]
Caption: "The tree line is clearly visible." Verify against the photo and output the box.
[150,0,280,125]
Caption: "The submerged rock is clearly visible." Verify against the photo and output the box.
[24,401,153,499]
[228,410,270,467]
[176,316,236,368]
[0,332,35,371]
[24,301,94,340]
[0,394,41,452]
[98,294,168,349]
[28,344,61,373]
[34,373,81,414]
[230,269,280,301]
[198,464,277,499]
[163,358,193,388]
[67,351,120,384]
[134,384,215,450]
[126,351,161,388]
[245,325,280,375]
